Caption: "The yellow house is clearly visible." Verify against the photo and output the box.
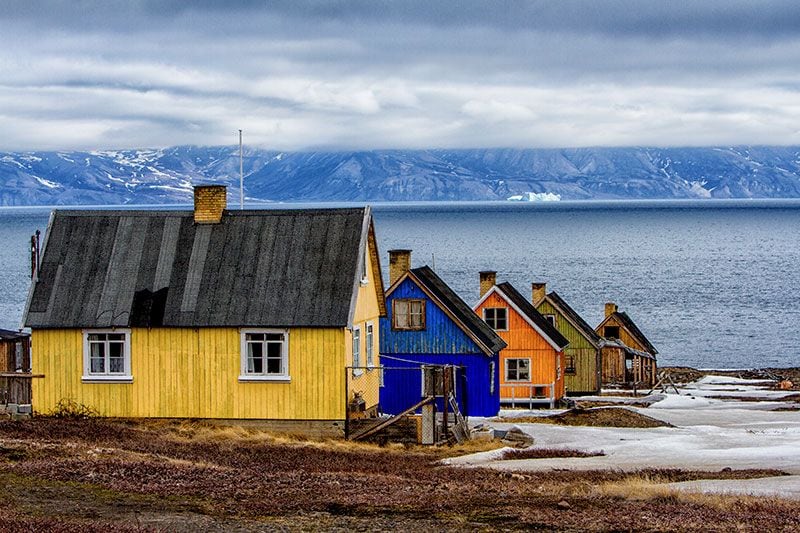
[23,185,386,435]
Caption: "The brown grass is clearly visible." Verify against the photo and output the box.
[0,418,798,531]
[499,447,605,460]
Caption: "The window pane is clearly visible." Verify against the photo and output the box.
[266,356,281,374]
[108,333,125,341]
[91,357,105,373]
[265,333,283,342]
[394,301,409,328]
[519,359,530,380]
[266,342,283,374]
[108,342,123,358]
[246,333,265,342]
[248,342,263,374]
[109,357,125,373]
[88,333,105,342]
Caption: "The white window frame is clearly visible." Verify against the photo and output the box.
[352,326,363,376]
[82,329,132,383]
[239,329,290,382]
[505,357,531,382]
[365,322,375,368]
[483,307,508,331]
[360,247,369,285]
[543,314,557,327]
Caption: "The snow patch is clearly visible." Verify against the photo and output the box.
[507,192,561,202]
[33,176,61,189]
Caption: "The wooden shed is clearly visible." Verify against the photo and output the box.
[596,303,658,387]
[0,328,32,408]
[532,283,603,396]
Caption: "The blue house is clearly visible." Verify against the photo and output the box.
[379,250,506,417]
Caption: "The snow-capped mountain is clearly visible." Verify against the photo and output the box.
[1,145,800,205]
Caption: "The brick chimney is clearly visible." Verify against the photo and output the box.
[605,302,618,318]
[532,282,546,304]
[388,249,411,286]
[479,271,496,297]
[193,185,227,224]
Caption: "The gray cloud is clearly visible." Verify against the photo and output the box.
[1,1,800,150]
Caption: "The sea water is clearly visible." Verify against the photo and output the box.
[1,200,798,369]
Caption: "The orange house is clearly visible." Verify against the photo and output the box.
[473,272,569,407]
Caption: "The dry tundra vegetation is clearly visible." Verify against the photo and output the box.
[1,407,800,532]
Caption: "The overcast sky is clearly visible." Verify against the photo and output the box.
[2,0,800,151]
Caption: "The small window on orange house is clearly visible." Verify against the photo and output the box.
[604,325,620,339]
[483,307,508,331]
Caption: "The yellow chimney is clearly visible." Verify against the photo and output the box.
[532,282,546,304]
[605,302,618,318]
[193,185,227,224]
[388,249,411,286]
[479,271,496,297]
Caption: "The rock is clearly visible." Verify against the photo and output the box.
[778,380,793,390]
[557,500,571,510]
[500,426,535,448]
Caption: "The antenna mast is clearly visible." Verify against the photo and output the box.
[239,129,244,209]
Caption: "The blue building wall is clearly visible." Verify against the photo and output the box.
[380,276,500,417]
[380,278,484,355]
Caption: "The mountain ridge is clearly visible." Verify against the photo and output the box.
[1,146,799,205]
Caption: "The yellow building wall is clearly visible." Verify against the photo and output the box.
[346,234,383,409]
[31,327,347,420]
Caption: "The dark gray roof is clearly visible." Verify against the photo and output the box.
[0,328,29,341]
[495,282,569,349]
[25,208,374,329]
[545,291,602,347]
[611,311,658,355]
[410,266,506,355]
[600,338,656,360]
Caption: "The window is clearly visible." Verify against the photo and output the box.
[82,329,132,383]
[352,326,362,375]
[565,355,576,374]
[240,330,289,382]
[543,314,557,327]
[483,307,508,330]
[604,325,620,339]
[365,322,374,367]
[506,358,530,382]
[360,247,369,285]
[392,299,425,330]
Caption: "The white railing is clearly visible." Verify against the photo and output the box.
[500,382,556,409]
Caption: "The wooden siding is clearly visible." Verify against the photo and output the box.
[380,277,484,355]
[346,236,383,410]
[599,315,648,354]
[475,292,564,400]
[1,338,30,373]
[381,352,499,417]
[31,327,347,420]
[537,300,600,395]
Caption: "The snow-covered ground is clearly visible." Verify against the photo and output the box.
[449,375,800,498]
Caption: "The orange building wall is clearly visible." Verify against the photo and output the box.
[475,292,564,400]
